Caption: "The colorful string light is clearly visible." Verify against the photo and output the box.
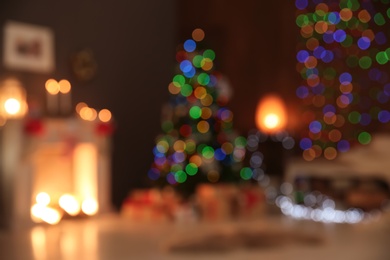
[296,0,390,161]
[150,29,247,187]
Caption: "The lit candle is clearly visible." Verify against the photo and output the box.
[45,79,59,115]
[255,94,287,134]
[59,79,72,115]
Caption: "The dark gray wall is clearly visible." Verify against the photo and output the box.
[0,0,176,209]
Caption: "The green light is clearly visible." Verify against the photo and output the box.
[174,170,187,183]
[197,144,206,154]
[202,146,214,159]
[359,56,372,69]
[358,132,371,145]
[197,73,210,85]
[385,48,390,60]
[341,35,353,47]
[180,84,193,97]
[173,75,185,87]
[185,163,198,176]
[346,56,359,68]
[162,121,174,133]
[185,141,196,154]
[347,0,360,11]
[376,51,388,65]
[234,136,247,148]
[203,49,216,60]
[192,55,203,68]
[189,106,202,119]
[240,167,253,180]
[374,13,386,26]
[348,111,361,124]
[296,14,309,27]
[387,8,390,18]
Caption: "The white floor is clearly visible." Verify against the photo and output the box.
[1,212,389,260]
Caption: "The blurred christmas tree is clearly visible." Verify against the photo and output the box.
[148,29,247,197]
[295,0,390,161]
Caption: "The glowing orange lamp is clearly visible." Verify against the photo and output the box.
[255,94,287,134]
[0,78,28,119]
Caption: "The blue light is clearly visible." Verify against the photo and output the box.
[323,104,336,113]
[183,67,196,78]
[357,37,371,50]
[339,72,352,84]
[312,84,325,95]
[309,121,322,134]
[378,110,390,123]
[313,46,325,59]
[296,86,309,99]
[337,140,350,152]
[300,138,312,150]
[184,39,196,52]
[333,30,347,43]
[297,50,309,63]
[180,60,193,73]
[321,50,334,63]
[323,32,334,44]
[214,148,226,161]
[295,0,308,10]
[328,12,340,24]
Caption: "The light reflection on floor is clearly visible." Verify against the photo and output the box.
[1,213,389,260]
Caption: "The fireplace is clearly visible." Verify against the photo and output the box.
[0,117,112,228]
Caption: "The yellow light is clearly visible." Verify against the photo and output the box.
[58,79,71,94]
[4,98,21,115]
[40,207,62,225]
[81,198,98,216]
[98,109,112,122]
[36,192,50,206]
[45,79,60,95]
[255,94,287,134]
[76,102,88,114]
[59,194,81,216]
[31,204,45,223]
[80,107,97,121]
[263,113,280,130]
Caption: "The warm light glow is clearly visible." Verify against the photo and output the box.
[59,194,81,216]
[4,98,21,115]
[45,79,60,95]
[76,102,88,114]
[58,79,71,94]
[264,113,280,129]
[31,204,45,223]
[0,77,28,118]
[79,107,97,121]
[255,94,287,133]
[40,207,62,225]
[98,109,112,122]
[81,198,98,216]
[74,143,98,215]
[36,192,50,206]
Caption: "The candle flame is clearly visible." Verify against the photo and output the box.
[255,94,287,133]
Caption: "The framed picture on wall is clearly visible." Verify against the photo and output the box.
[3,21,55,73]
